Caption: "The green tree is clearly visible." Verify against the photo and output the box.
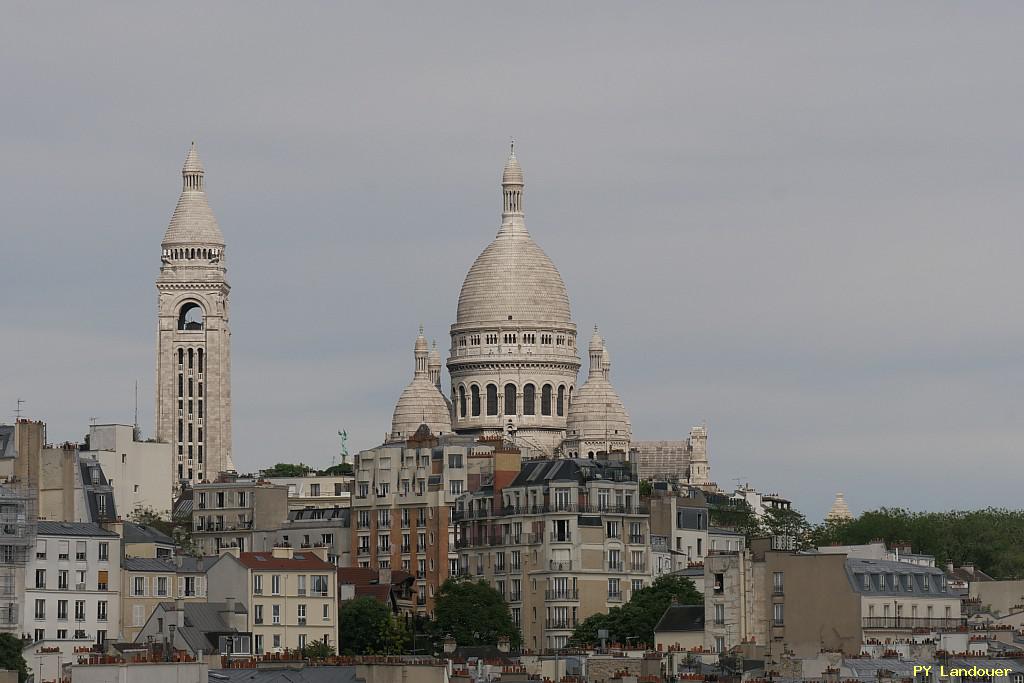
[301,640,336,660]
[260,463,313,478]
[638,480,653,497]
[762,507,813,548]
[339,598,409,655]
[808,507,1024,579]
[709,500,763,540]
[0,633,28,683]
[433,579,521,649]
[571,574,702,647]
[322,463,353,476]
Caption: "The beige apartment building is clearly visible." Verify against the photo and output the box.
[704,538,963,658]
[191,480,289,554]
[121,556,209,642]
[350,428,508,615]
[207,546,337,654]
[455,457,651,652]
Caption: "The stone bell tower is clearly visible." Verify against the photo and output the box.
[155,143,235,486]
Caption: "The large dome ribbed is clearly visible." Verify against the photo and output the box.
[456,234,571,325]
[162,143,225,247]
[455,148,571,326]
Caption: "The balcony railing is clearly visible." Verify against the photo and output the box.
[607,561,624,571]
[550,532,572,543]
[628,535,645,544]
[545,589,578,600]
[508,593,521,602]
[454,503,650,521]
[862,617,966,630]
[545,619,578,629]
[607,592,623,602]
[549,561,573,571]
[772,586,784,596]
[630,563,646,572]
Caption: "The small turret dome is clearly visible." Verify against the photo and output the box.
[390,328,452,442]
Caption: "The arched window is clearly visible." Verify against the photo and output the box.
[177,302,204,331]
[486,384,498,416]
[504,384,517,415]
[459,386,467,418]
[198,349,204,374]
[471,386,481,417]
[523,384,536,415]
[568,386,573,408]
[557,386,565,416]
[541,384,552,416]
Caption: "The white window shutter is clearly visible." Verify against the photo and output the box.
[178,577,185,598]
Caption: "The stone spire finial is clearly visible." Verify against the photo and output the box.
[428,339,442,389]
[182,142,205,191]
[414,327,429,378]
[500,143,525,228]
[588,326,604,379]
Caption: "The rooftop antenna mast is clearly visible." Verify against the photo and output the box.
[14,398,25,420]
[134,380,140,440]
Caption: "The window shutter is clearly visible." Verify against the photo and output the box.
[178,577,185,598]
[98,570,108,585]
[197,576,206,596]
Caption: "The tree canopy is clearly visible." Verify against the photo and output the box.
[433,579,521,649]
[571,574,702,648]
[323,463,353,476]
[0,633,28,683]
[260,463,314,478]
[811,508,1024,579]
[339,597,409,655]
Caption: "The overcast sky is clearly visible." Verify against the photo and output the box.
[2,3,1021,520]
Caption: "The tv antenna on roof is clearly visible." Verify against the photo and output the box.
[15,398,25,420]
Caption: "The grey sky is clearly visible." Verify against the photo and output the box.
[2,3,1021,520]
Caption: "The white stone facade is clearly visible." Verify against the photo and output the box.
[155,144,234,486]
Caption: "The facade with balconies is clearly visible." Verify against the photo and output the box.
[453,457,651,652]
[191,480,289,555]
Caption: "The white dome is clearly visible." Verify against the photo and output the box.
[455,147,572,326]
[565,329,631,449]
[456,233,571,325]
[390,329,452,441]
[162,143,225,247]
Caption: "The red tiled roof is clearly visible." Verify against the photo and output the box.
[337,567,379,585]
[236,551,335,571]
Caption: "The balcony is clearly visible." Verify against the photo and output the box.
[545,589,578,601]
[772,586,784,596]
[550,532,572,543]
[357,548,370,556]
[298,617,307,626]
[607,562,624,572]
[628,535,645,544]
[509,593,521,602]
[549,560,573,571]
[495,565,507,575]
[862,617,966,630]
[400,545,411,554]
[630,563,646,572]
[607,592,623,602]
[510,564,522,573]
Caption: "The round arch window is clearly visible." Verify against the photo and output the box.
[177,302,204,331]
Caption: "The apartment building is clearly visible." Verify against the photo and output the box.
[121,556,209,642]
[191,480,289,554]
[648,486,709,570]
[207,546,337,654]
[81,424,173,517]
[264,474,352,511]
[703,538,963,658]
[350,428,493,615]
[455,457,651,652]
[24,522,121,645]
[276,506,351,567]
